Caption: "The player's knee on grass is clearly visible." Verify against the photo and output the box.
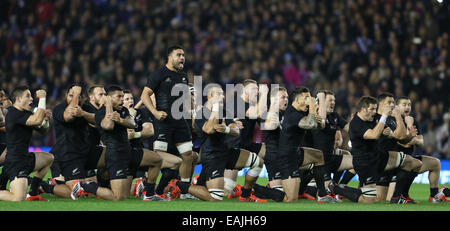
[224,177,236,193]
[10,178,28,201]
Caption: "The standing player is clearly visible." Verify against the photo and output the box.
[140,45,195,198]
[276,86,335,203]
[0,86,54,201]
[329,96,422,204]
[169,86,267,202]
[388,96,449,202]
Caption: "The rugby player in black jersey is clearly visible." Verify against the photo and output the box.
[140,45,195,198]
[387,96,449,203]
[371,93,422,204]
[41,85,101,200]
[122,90,181,200]
[225,79,267,198]
[310,90,354,200]
[168,85,266,202]
[82,85,108,187]
[276,86,335,203]
[329,96,422,204]
[259,87,289,192]
[0,86,53,201]
[0,89,10,190]
[39,85,97,200]
[72,86,163,201]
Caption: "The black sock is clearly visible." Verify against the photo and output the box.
[339,171,356,185]
[176,181,190,194]
[155,169,177,195]
[298,170,313,195]
[28,177,42,196]
[403,172,418,197]
[144,182,156,196]
[241,187,252,198]
[333,171,344,183]
[312,165,328,197]
[306,186,318,196]
[55,179,65,185]
[39,181,54,194]
[334,184,362,203]
[253,184,285,202]
[135,170,146,178]
[81,181,99,195]
[0,171,8,190]
[196,171,207,186]
[430,187,438,197]
[392,169,410,198]
[97,177,110,188]
[443,187,450,197]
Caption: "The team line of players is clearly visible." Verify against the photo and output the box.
[0,46,448,203]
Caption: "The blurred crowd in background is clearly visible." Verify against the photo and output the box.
[0,0,449,159]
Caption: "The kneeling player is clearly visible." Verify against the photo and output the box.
[73,86,163,201]
[0,87,53,201]
[47,85,97,200]
[169,86,266,202]
[387,97,449,202]
[123,90,181,200]
[329,96,422,204]
[277,87,335,203]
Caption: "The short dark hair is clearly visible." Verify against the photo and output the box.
[167,45,184,58]
[396,96,410,104]
[123,89,132,95]
[106,85,123,96]
[12,85,30,103]
[66,84,82,94]
[356,96,378,111]
[88,85,104,96]
[377,92,394,103]
[316,89,334,96]
[292,86,309,100]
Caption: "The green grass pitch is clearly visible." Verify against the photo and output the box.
[0,174,448,211]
